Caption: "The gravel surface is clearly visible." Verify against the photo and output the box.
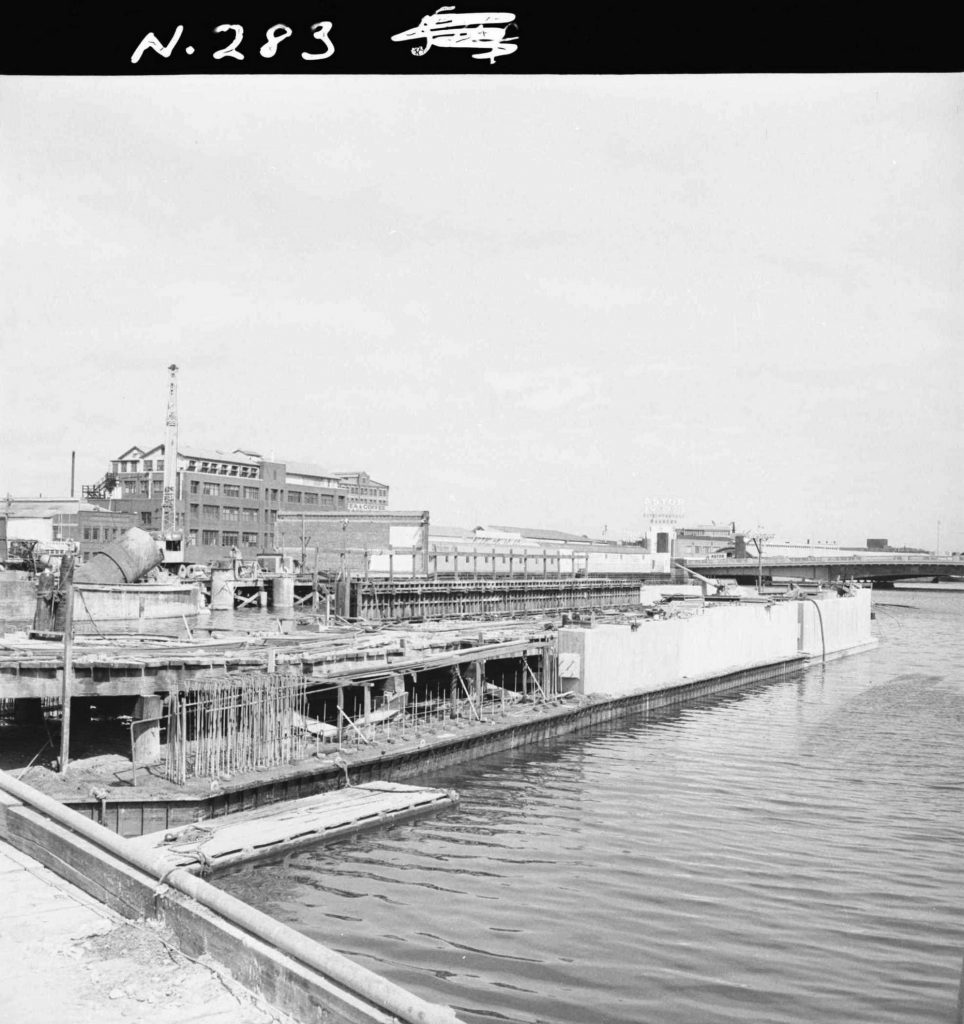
[0,839,299,1024]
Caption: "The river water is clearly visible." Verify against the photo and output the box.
[218,590,964,1024]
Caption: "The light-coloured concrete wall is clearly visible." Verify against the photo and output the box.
[75,583,201,621]
[560,591,872,697]
[4,517,54,542]
[369,551,418,574]
[798,587,873,657]
[567,602,800,696]
[0,577,37,621]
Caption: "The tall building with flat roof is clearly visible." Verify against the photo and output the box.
[332,472,390,511]
[85,445,385,564]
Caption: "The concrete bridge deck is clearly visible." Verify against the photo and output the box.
[684,555,964,584]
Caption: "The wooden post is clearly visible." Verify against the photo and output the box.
[473,660,484,707]
[132,695,163,766]
[363,682,372,730]
[58,580,75,774]
[449,667,459,719]
[337,686,344,746]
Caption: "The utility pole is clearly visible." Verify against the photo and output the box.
[58,555,76,774]
[160,364,179,541]
[746,528,774,593]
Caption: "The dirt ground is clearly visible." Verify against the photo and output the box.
[0,839,299,1024]
[0,717,180,798]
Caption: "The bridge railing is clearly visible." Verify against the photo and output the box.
[684,553,962,566]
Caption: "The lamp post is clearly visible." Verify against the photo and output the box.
[745,528,774,593]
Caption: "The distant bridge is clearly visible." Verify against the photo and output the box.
[682,554,964,586]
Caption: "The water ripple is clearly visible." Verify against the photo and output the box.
[220,591,964,1024]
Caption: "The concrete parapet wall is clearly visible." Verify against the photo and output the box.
[798,588,873,658]
[0,576,36,620]
[74,583,201,621]
[560,592,873,696]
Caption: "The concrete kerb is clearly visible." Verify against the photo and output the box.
[0,771,461,1024]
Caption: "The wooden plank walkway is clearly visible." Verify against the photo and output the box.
[128,781,457,873]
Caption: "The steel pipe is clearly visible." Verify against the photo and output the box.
[0,771,459,1024]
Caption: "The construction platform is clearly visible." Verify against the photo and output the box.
[127,781,457,874]
[206,573,652,619]
[0,622,554,698]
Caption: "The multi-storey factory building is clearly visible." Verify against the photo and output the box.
[331,471,390,511]
[85,445,388,565]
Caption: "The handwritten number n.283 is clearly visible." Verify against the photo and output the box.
[132,23,334,64]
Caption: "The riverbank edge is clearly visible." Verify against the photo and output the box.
[0,775,460,1024]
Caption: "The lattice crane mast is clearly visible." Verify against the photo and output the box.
[159,364,182,561]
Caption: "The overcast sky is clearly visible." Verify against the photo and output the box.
[2,74,961,548]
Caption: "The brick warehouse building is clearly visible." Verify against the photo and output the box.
[85,445,389,566]
[332,471,390,511]
[275,510,429,575]
[1,497,134,566]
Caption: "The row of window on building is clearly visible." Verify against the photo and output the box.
[113,459,258,478]
[138,500,350,529]
[186,482,336,504]
[83,521,269,550]
[188,482,262,498]
[116,459,164,473]
[82,526,127,542]
[120,479,344,506]
[190,531,265,547]
[184,459,259,477]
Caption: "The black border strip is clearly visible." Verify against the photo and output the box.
[1,3,960,76]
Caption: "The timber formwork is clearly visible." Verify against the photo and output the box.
[205,574,663,619]
[0,634,551,700]
[352,576,648,620]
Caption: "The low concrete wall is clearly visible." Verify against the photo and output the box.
[560,602,799,696]
[74,583,201,621]
[0,780,458,1024]
[0,576,36,622]
[560,592,874,696]
[798,588,873,658]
